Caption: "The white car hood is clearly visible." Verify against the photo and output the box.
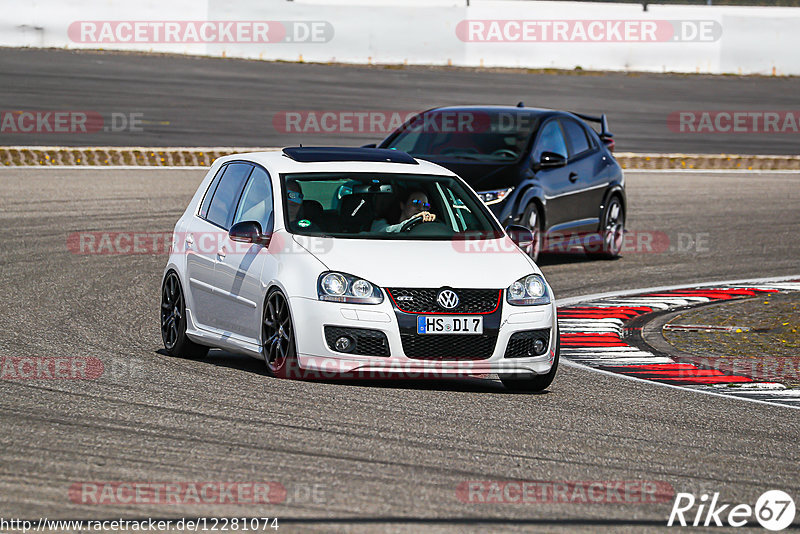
[292,235,539,289]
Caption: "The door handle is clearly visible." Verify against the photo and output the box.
[185,234,194,246]
[569,172,578,182]
[217,249,226,260]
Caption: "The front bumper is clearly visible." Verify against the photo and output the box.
[289,294,557,377]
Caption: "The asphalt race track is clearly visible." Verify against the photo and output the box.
[0,167,798,531]
[2,47,800,154]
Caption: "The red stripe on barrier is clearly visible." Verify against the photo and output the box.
[622,369,729,377]
[641,292,737,300]
[561,332,619,339]
[559,306,653,315]
[558,286,788,388]
[611,364,698,371]
[558,313,638,319]
[654,375,754,384]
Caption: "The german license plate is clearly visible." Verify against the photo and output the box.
[417,316,483,335]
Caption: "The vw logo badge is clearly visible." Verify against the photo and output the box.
[437,289,459,309]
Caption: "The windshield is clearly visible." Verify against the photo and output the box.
[281,172,503,240]
[383,110,541,163]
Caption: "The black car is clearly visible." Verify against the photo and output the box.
[371,105,626,261]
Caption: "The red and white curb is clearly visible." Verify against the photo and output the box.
[556,277,800,408]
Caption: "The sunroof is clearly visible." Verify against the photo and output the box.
[282,147,418,164]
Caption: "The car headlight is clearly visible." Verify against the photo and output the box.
[477,187,514,205]
[318,272,384,304]
[506,274,550,306]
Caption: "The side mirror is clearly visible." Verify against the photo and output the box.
[229,220,271,246]
[361,143,378,149]
[535,151,567,170]
[505,224,534,249]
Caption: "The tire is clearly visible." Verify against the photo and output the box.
[521,202,543,263]
[585,196,624,259]
[160,271,209,359]
[500,328,560,393]
[262,288,299,379]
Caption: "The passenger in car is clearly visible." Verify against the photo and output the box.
[286,180,321,232]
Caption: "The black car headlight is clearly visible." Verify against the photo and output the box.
[506,274,550,306]
[477,187,514,205]
[318,272,384,304]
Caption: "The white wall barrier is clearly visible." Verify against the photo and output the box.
[3,0,800,75]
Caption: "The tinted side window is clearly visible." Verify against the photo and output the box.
[534,121,568,160]
[206,163,253,228]
[233,166,273,233]
[562,119,591,157]
[199,164,227,219]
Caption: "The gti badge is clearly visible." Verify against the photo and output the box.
[437,289,459,309]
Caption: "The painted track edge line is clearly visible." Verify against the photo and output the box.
[556,274,800,308]
[561,359,800,411]
[559,275,800,410]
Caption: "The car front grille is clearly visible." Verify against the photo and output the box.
[399,333,497,360]
[387,288,501,314]
[324,326,390,357]
[504,329,551,358]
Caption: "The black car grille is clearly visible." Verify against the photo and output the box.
[504,329,551,359]
[387,288,501,314]
[324,326,390,357]
[400,333,497,360]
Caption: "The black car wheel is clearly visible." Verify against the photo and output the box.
[500,328,560,393]
[263,288,298,378]
[521,202,543,262]
[160,271,208,359]
[585,196,624,259]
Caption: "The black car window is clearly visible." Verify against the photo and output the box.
[198,164,227,220]
[534,120,568,160]
[232,165,273,233]
[205,162,253,228]
[384,110,540,163]
[561,118,592,157]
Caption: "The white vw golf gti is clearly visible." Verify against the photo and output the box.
[161,147,559,391]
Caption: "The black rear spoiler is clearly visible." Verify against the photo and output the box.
[571,112,615,151]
